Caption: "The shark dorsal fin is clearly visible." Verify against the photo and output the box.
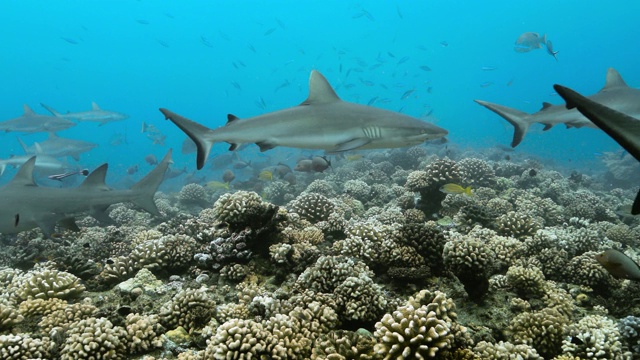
[8,156,37,187]
[540,102,553,111]
[23,104,35,117]
[81,164,110,190]
[300,70,341,105]
[48,132,59,139]
[601,68,628,91]
[227,114,240,125]
[91,102,101,110]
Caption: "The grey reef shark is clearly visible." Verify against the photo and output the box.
[41,102,129,125]
[554,84,640,215]
[160,70,448,169]
[0,104,76,133]
[0,149,172,237]
[475,68,640,147]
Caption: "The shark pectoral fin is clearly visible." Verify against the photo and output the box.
[256,141,277,152]
[71,155,80,161]
[329,138,371,153]
[228,143,242,151]
[91,206,114,224]
[542,124,554,131]
[36,219,58,238]
[59,217,80,232]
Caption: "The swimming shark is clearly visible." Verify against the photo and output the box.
[554,84,640,215]
[0,149,171,236]
[0,105,76,133]
[17,132,98,161]
[475,68,640,147]
[41,102,129,125]
[159,70,448,169]
[0,154,66,177]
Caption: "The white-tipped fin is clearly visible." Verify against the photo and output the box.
[91,102,101,110]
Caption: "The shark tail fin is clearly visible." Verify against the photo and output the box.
[474,100,531,147]
[130,149,172,215]
[159,108,215,170]
[0,163,5,176]
[40,103,62,117]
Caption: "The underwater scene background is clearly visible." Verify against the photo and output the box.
[1,0,640,359]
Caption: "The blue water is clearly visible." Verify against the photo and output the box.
[1,0,639,185]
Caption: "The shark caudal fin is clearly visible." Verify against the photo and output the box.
[159,108,215,170]
[130,149,172,215]
[554,84,640,215]
[474,100,531,147]
[40,103,63,117]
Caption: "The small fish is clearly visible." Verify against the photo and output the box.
[480,82,494,88]
[283,172,296,185]
[136,19,149,25]
[505,155,511,161]
[345,154,363,161]
[507,78,515,87]
[360,79,375,87]
[127,164,139,175]
[61,37,79,45]
[233,160,251,169]
[311,156,331,172]
[367,97,379,106]
[109,133,127,146]
[274,163,292,177]
[439,183,472,196]
[247,44,257,53]
[157,39,170,48]
[231,81,242,90]
[146,133,166,146]
[440,41,448,47]
[481,66,497,71]
[274,79,290,92]
[205,181,230,190]
[595,249,640,281]
[528,169,537,177]
[259,170,273,181]
[145,154,158,165]
[294,159,313,172]
[264,27,277,36]
[545,40,559,61]
[401,89,416,100]
[200,36,214,48]
[255,97,267,109]
[47,169,89,181]
[514,32,545,53]
[222,169,235,183]
[420,65,432,72]
[397,56,410,65]
[276,18,286,30]
[141,121,161,134]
